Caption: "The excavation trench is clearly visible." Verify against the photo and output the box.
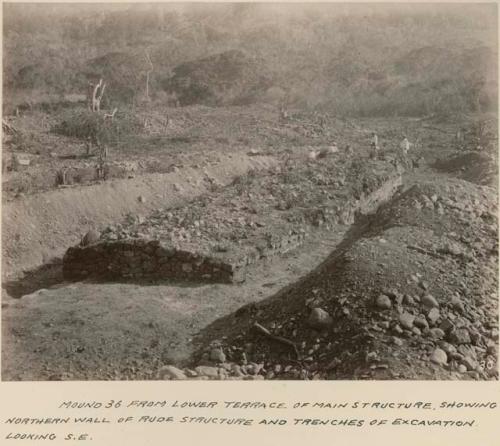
[60,158,402,286]
[189,185,408,371]
[2,158,404,380]
[190,165,498,380]
[2,154,277,294]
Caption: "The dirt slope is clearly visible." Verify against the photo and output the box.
[2,154,276,280]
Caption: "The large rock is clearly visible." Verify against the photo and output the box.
[427,308,441,325]
[210,348,226,363]
[440,319,455,333]
[12,152,31,169]
[449,328,472,345]
[461,356,478,371]
[81,229,101,246]
[376,294,392,310]
[307,308,333,330]
[414,315,429,330]
[195,366,220,379]
[158,365,187,380]
[450,295,465,313]
[430,328,446,340]
[430,348,448,366]
[422,294,439,309]
[399,312,414,330]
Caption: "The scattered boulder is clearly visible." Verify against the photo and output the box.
[210,347,226,363]
[430,328,446,340]
[12,153,31,169]
[450,295,465,313]
[414,315,429,330]
[439,341,457,357]
[195,366,221,379]
[307,308,333,330]
[399,312,414,330]
[440,319,455,333]
[308,150,320,160]
[158,365,187,380]
[430,348,448,366]
[81,229,101,246]
[403,294,415,306]
[461,356,478,371]
[422,294,439,309]
[392,337,404,347]
[376,294,392,310]
[427,308,441,325]
[449,328,472,345]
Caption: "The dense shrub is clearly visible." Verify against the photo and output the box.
[53,109,142,145]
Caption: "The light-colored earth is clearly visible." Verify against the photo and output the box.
[2,228,346,381]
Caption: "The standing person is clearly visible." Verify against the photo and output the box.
[370,132,379,159]
[456,127,466,148]
[400,135,410,155]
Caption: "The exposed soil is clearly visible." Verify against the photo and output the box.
[1,106,498,382]
[2,153,276,281]
[1,230,347,381]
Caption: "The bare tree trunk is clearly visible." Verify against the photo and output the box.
[104,108,118,122]
[96,82,106,112]
[144,50,154,102]
[92,79,106,112]
[92,80,100,112]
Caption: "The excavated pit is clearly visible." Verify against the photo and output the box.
[62,155,402,284]
[3,151,409,381]
[2,153,278,282]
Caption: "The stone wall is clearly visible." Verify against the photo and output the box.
[63,240,246,284]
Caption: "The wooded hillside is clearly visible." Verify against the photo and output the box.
[3,3,497,116]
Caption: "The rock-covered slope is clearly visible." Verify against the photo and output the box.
[185,171,498,380]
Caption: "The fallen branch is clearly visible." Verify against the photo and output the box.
[421,125,453,135]
[103,108,118,122]
[406,244,446,260]
[252,322,301,359]
[92,79,106,112]
[144,49,154,101]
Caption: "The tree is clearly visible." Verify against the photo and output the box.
[90,79,106,112]
[144,50,154,101]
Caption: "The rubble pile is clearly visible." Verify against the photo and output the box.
[183,174,498,380]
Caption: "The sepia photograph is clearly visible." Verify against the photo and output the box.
[1,2,498,382]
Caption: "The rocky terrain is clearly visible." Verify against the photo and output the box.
[2,107,498,381]
[187,167,498,381]
[61,153,401,284]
